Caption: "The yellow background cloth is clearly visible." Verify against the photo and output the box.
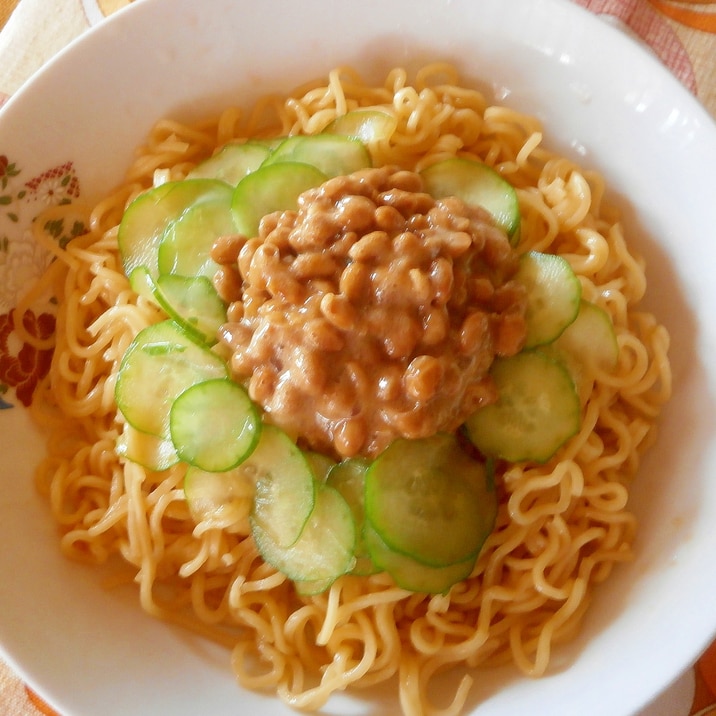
[0,0,19,27]
[0,0,133,102]
[0,0,715,714]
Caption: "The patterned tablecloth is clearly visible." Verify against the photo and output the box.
[0,1,715,715]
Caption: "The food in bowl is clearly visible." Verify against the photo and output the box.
[20,63,671,714]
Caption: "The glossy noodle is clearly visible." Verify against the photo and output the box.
[21,64,671,715]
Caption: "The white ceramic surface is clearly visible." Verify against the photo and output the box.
[0,0,715,714]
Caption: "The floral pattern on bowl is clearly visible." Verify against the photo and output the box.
[0,155,84,409]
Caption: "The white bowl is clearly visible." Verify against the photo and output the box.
[1,0,715,714]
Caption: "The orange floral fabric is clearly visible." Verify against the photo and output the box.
[648,0,716,32]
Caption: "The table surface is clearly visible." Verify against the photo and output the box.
[0,1,715,715]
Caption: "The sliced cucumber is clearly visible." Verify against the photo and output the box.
[294,577,338,596]
[323,110,398,144]
[326,457,377,575]
[247,425,316,548]
[304,451,337,482]
[363,522,474,594]
[540,300,619,402]
[118,181,173,278]
[115,424,179,471]
[128,268,226,346]
[114,320,228,438]
[231,162,327,238]
[251,483,356,586]
[326,458,370,522]
[465,351,581,464]
[170,378,261,472]
[187,141,272,185]
[157,198,236,279]
[118,179,232,280]
[154,274,226,345]
[184,464,255,525]
[262,134,372,178]
[420,157,520,239]
[364,434,496,568]
[127,264,160,304]
[514,251,582,348]
[551,300,618,372]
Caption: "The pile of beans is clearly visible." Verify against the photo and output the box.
[212,165,527,458]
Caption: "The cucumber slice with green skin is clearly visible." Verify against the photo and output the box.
[465,350,581,464]
[187,141,272,185]
[184,464,255,525]
[114,320,228,438]
[420,157,521,239]
[119,181,174,278]
[116,424,179,471]
[304,451,337,482]
[157,198,237,279]
[514,251,582,348]
[251,483,356,585]
[364,433,497,568]
[128,268,226,346]
[539,300,619,403]
[262,134,372,178]
[294,577,338,596]
[326,457,377,576]
[363,522,474,594]
[119,179,232,280]
[551,300,619,372]
[169,378,261,472]
[231,162,327,238]
[154,274,226,345]
[326,458,370,520]
[247,425,316,548]
[128,264,159,304]
[323,110,398,144]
